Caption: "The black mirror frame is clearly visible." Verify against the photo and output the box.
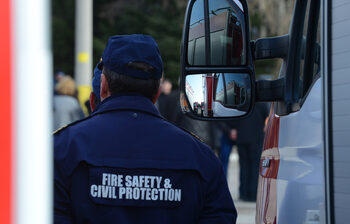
[180,0,255,121]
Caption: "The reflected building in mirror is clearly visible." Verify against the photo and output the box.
[188,0,246,66]
[185,73,251,118]
[185,75,206,116]
[209,5,245,65]
[185,79,195,110]
[203,74,215,117]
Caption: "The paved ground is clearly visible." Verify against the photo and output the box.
[227,147,256,224]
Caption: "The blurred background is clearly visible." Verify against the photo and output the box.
[53,0,187,88]
[52,0,295,87]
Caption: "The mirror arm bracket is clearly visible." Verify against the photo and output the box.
[252,34,289,60]
[255,78,285,102]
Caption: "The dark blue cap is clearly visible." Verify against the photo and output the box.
[102,34,163,80]
[92,60,102,99]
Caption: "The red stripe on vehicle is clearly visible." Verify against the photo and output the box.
[263,106,280,149]
[260,108,280,179]
[256,104,280,224]
[0,0,13,223]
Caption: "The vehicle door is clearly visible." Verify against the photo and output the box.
[256,0,323,223]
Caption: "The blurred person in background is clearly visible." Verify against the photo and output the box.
[156,78,172,119]
[219,102,269,202]
[53,71,66,95]
[53,76,84,130]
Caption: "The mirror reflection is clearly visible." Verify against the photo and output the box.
[208,0,246,65]
[184,73,251,117]
[188,0,206,65]
[187,0,246,66]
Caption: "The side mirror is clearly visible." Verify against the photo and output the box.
[180,0,254,119]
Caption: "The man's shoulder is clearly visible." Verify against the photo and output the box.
[53,114,98,175]
[164,121,218,161]
[164,120,207,145]
[53,114,95,136]
[177,125,205,144]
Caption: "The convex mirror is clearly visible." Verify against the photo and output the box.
[183,73,251,117]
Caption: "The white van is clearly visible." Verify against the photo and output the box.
[180,0,348,223]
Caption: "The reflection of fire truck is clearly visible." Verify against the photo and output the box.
[209,9,244,65]
[226,80,247,107]
[188,6,244,65]
[202,73,249,117]
[202,74,218,117]
[213,74,247,108]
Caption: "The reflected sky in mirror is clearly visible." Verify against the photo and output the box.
[186,75,204,104]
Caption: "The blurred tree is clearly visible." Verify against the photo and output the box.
[52,0,75,76]
[52,0,186,87]
[248,0,295,79]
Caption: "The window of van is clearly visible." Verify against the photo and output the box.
[299,0,320,98]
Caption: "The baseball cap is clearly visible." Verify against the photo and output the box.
[102,34,163,80]
[92,60,102,99]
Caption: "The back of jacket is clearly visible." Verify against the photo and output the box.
[54,95,236,224]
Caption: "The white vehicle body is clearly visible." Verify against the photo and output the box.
[256,79,325,224]
[256,0,349,223]
[277,79,324,224]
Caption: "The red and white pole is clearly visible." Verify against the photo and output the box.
[0,0,52,223]
[0,0,13,222]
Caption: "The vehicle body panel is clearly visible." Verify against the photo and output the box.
[330,0,350,223]
[277,79,325,224]
[256,106,280,224]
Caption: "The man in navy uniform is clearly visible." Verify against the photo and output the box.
[54,34,237,224]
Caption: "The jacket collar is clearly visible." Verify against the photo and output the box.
[92,93,163,119]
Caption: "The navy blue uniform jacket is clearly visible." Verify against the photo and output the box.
[54,94,237,224]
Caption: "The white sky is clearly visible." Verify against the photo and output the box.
[186,74,204,103]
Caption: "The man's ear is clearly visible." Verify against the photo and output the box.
[89,92,97,111]
[100,74,111,101]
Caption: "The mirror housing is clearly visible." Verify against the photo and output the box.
[252,35,289,60]
[255,78,285,102]
[180,0,254,120]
